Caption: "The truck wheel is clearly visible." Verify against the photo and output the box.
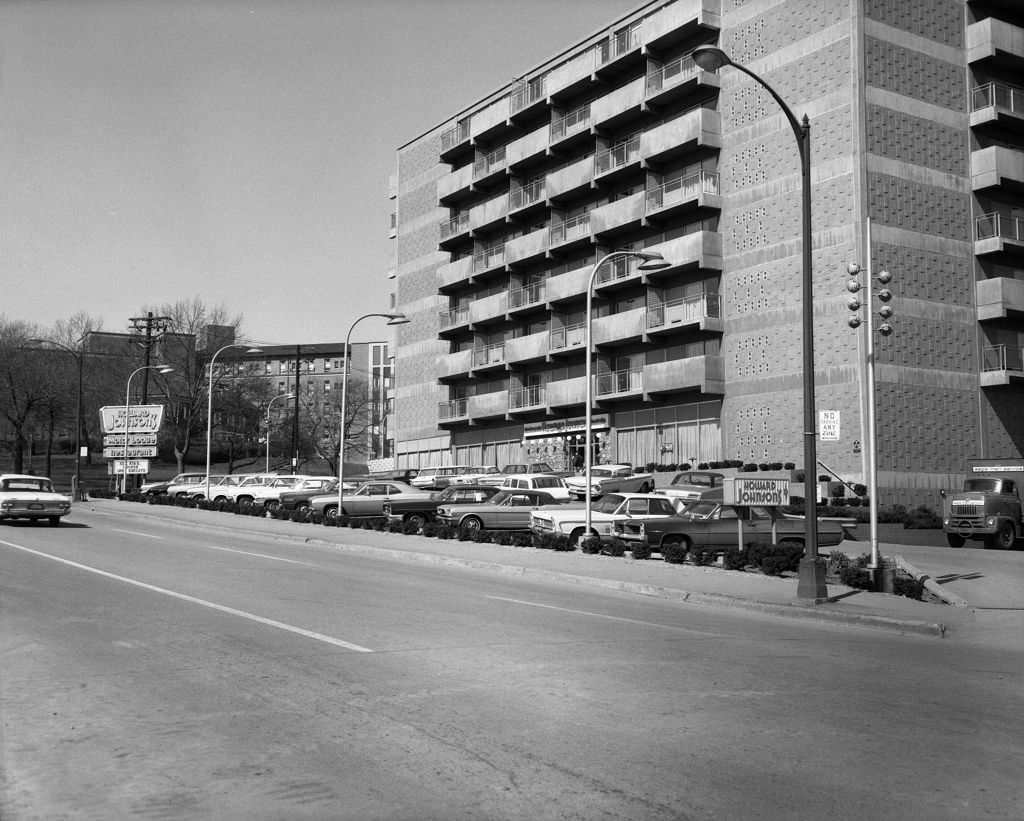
[990,522,1016,550]
[945,533,965,548]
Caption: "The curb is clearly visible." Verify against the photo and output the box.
[84,502,950,638]
[895,555,971,608]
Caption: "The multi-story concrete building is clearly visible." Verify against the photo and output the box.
[389,0,1024,503]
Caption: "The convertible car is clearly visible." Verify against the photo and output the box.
[436,488,563,532]
[614,501,855,551]
[564,464,655,499]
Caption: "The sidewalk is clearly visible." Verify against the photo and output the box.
[82,499,978,640]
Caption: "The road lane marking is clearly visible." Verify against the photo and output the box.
[198,544,316,566]
[0,539,373,653]
[111,528,165,539]
[484,594,716,635]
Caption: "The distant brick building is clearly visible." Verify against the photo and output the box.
[389,0,1024,503]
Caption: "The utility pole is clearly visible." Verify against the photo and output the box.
[126,312,170,489]
[292,345,301,473]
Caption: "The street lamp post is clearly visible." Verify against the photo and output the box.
[123,364,174,494]
[205,344,263,499]
[583,250,669,544]
[693,45,827,599]
[265,392,295,472]
[336,312,409,517]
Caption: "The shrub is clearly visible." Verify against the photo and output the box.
[784,462,796,470]
[697,463,709,470]
[630,541,653,560]
[741,463,758,472]
[840,565,872,590]
[533,532,570,551]
[747,543,803,576]
[903,505,942,529]
[691,546,717,566]
[580,536,602,554]
[471,530,494,544]
[493,531,514,545]
[825,550,852,578]
[661,542,688,564]
[853,483,867,497]
[509,532,534,547]
[310,511,324,525]
[601,539,627,557]
[894,573,923,600]
[402,518,421,535]
[387,519,405,534]
[770,462,783,471]
[722,548,749,571]
[758,462,770,471]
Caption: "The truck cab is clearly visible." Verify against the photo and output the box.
[942,470,1024,549]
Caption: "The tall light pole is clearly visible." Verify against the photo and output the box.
[693,45,827,599]
[123,364,174,494]
[336,312,409,517]
[265,392,295,472]
[28,332,90,500]
[205,344,263,499]
[583,250,669,543]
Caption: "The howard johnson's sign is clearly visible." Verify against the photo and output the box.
[723,477,790,507]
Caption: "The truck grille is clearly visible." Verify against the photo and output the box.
[950,503,982,517]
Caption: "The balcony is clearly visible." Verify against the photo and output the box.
[546,49,598,102]
[967,17,1024,69]
[508,384,546,413]
[468,193,511,234]
[472,244,507,277]
[640,108,721,164]
[437,349,473,381]
[594,253,647,291]
[504,330,549,366]
[439,119,471,163]
[594,23,643,78]
[508,178,546,216]
[589,191,646,239]
[546,264,591,305]
[509,281,546,313]
[642,355,725,397]
[550,104,592,150]
[438,398,470,423]
[504,226,549,267]
[545,375,587,409]
[972,145,1024,193]
[468,390,510,422]
[472,145,509,186]
[509,78,547,122]
[646,293,724,335]
[472,342,506,373]
[437,163,474,204]
[549,321,587,353]
[438,305,470,336]
[594,134,641,181]
[642,0,722,50]
[506,125,549,171]
[590,77,646,132]
[645,54,720,105]
[470,96,511,143]
[437,256,474,292]
[592,308,646,347]
[548,213,592,252]
[468,292,509,327]
[976,213,1024,257]
[977,277,1024,321]
[971,81,1024,129]
[595,368,643,401]
[980,344,1024,387]
[547,154,596,202]
[646,170,721,220]
[439,212,470,249]
[642,231,724,278]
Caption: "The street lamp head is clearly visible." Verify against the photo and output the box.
[156,366,175,374]
[384,312,410,326]
[244,347,263,354]
[692,45,732,72]
[636,251,671,271]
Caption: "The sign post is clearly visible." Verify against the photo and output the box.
[723,477,792,549]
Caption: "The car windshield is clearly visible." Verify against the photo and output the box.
[591,469,612,478]
[682,501,719,519]
[964,478,1001,493]
[592,495,625,513]
[673,474,714,487]
[533,477,562,489]
[1,478,53,492]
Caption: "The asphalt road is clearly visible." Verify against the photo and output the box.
[1,509,1022,820]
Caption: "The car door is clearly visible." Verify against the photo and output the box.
[493,492,535,529]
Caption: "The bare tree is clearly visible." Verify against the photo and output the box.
[0,316,48,473]
[301,378,375,475]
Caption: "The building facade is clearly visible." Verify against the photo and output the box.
[389,0,1024,503]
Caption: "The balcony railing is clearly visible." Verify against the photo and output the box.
[595,134,641,175]
[549,213,591,246]
[596,253,645,286]
[473,244,506,273]
[509,384,545,409]
[647,170,720,211]
[439,305,470,330]
[510,178,546,211]
[511,79,546,113]
[977,213,1024,242]
[550,321,587,350]
[440,120,470,154]
[981,344,1024,372]
[473,146,508,179]
[595,368,643,396]
[551,104,591,141]
[971,81,1024,115]
[438,399,468,421]
[509,281,545,309]
[597,23,641,65]
[472,342,506,368]
[440,212,470,240]
[646,55,699,95]
[646,293,722,327]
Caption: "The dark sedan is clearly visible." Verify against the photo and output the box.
[382,484,500,528]
[614,501,855,551]
[436,489,563,532]
[278,478,339,511]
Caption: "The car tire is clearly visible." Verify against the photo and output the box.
[946,533,965,548]
[989,521,1015,550]
[237,496,253,506]
[323,505,338,521]
[661,534,691,550]
[461,516,483,533]
[297,501,311,512]
[406,513,427,529]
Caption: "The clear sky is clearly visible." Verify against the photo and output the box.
[1,0,632,344]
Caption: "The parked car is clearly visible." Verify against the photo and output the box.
[655,471,726,503]
[614,501,854,552]
[211,473,281,504]
[501,462,557,475]
[164,474,224,499]
[499,473,571,501]
[140,471,205,497]
[410,466,471,490]
[0,474,72,526]
[382,484,501,528]
[564,464,656,499]
[450,466,504,486]
[242,475,320,508]
[530,493,681,543]
[278,478,341,511]
[436,488,563,532]
[309,480,435,519]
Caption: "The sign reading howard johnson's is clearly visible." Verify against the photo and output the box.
[723,477,790,507]
[99,405,165,434]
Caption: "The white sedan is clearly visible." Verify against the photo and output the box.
[0,474,72,526]
[564,464,655,499]
[530,493,681,543]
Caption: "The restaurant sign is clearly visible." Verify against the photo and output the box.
[723,477,790,507]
